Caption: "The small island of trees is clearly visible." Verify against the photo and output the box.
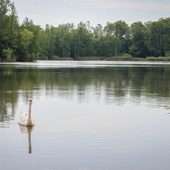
[1,0,170,62]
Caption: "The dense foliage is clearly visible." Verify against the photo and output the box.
[0,0,170,61]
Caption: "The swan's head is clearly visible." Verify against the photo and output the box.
[28,98,32,105]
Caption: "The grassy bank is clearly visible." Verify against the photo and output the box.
[75,55,170,61]
[2,55,170,62]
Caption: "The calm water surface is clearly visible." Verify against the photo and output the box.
[0,61,170,170]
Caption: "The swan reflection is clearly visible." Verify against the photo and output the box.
[19,125,34,154]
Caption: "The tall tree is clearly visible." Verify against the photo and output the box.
[130,22,148,58]
[17,28,34,61]
[71,21,94,59]
[18,17,41,61]
[0,0,19,61]
[114,20,130,54]
[147,18,170,57]
[54,24,74,58]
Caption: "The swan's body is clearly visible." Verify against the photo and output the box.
[19,99,34,127]
[19,112,34,126]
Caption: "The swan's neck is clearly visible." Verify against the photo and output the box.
[27,104,33,126]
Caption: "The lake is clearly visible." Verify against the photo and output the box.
[0,61,170,170]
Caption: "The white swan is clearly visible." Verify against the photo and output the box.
[19,99,34,126]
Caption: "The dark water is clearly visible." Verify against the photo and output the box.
[0,61,170,170]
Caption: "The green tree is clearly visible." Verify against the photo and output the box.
[103,22,120,56]
[54,24,74,58]
[114,20,130,55]
[0,0,11,39]
[93,24,104,38]
[18,29,34,61]
[39,24,58,59]
[20,18,41,61]
[147,18,170,57]
[2,48,13,61]
[129,22,148,58]
[0,0,19,61]
[71,21,94,59]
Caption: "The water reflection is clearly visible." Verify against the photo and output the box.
[0,62,170,170]
[0,63,170,125]
[19,125,34,154]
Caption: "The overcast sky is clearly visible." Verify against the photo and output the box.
[12,0,170,27]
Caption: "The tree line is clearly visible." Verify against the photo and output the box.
[1,0,170,62]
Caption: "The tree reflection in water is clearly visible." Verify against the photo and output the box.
[0,64,170,125]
